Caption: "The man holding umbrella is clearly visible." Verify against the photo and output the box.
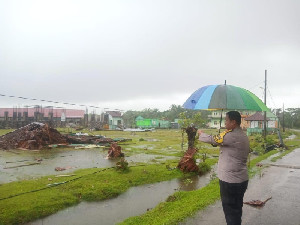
[198,111,249,225]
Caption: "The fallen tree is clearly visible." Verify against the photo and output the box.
[177,125,199,172]
[107,142,125,158]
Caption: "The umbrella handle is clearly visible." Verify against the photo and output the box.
[219,109,223,133]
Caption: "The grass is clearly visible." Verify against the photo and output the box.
[0,129,14,136]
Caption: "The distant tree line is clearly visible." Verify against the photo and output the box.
[122,104,210,128]
[273,108,300,129]
[124,106,300,129]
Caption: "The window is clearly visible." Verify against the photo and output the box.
[214,121,218,125]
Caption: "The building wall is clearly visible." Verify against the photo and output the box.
[136,118,170,129]
[208,110,256,129]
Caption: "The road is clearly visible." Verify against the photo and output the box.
[181,148,300,225]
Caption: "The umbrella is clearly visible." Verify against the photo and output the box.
[183,84,268,111]
[183,84,268,132]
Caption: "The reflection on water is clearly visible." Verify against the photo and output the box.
[29,173,213,225]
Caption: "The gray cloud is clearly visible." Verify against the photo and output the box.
[1,0,299,111]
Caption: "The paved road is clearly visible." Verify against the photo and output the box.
[181,148,300,225]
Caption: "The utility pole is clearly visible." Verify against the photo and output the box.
[263,70,267,138]
[282,103,285,132]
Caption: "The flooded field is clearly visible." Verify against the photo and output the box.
[0,149,177,183]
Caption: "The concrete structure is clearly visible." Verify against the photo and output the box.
[245,111,279,135]
[0,107,85,128]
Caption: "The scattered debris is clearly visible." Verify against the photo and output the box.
[4,162,41,169]
[268,164,300,169]
[244,197,272,207]
[66,135,113,145]
[107,142,124,158]
[123,128,154,132]
[55,174,76,177]
[6,159,30,163]
[74,144,104,149]
[47,181,67,187]
[0,122,68,150]
[54,166,73,171]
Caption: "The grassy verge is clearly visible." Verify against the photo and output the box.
[270,149,294,162]
[119,179,221,225]
[0,161,192,225]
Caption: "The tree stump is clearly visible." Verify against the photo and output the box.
[107,142,124,158]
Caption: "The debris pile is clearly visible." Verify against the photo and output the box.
[65,135,113,145]
[0,122,68,150]
[107,142,124,158]
[177,147,199,172]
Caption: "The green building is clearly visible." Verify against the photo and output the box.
[135,116,170,129]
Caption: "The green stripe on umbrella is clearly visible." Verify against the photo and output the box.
[183,84,268,111]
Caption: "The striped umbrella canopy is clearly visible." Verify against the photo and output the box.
[183,84,268,111]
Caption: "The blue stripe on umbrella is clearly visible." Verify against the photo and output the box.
[194,85,218,109]
[183,85,210,109]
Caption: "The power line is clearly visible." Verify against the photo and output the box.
[247,81,265,92]
[0,93,101,109]
[267,87,278,109]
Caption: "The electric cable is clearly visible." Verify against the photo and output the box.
[0,162,163,201]
[0,93,101,109]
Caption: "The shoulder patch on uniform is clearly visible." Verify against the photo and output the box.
[213,129,232,144]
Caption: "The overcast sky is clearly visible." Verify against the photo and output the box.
[1,0,299,113]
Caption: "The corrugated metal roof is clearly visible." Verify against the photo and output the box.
[245,112,270,121]
[105,111,122,117]
[0,108,85,118]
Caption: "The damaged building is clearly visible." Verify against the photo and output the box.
[0,107,124,130]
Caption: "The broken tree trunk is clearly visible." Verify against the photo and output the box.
[186,126,197,149]
[177,125,199,172]
[107,142,124,158]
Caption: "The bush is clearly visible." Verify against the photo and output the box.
[115,158,129,172]
[198,162,211,175]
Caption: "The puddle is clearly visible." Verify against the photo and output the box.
[134,145,155,150]
[28,173,213,225]
[145,138,159,142]
[0,150,177,184]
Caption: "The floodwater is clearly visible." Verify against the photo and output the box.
[28,172,214,225]
[0,149,177,184]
